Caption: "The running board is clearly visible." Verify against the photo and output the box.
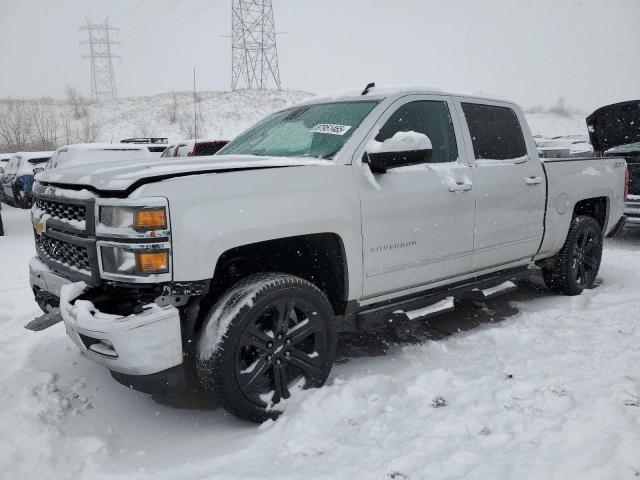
[354,268,529,331]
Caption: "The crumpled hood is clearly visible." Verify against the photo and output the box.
[35,154,330,193]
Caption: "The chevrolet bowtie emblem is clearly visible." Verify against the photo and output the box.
[32,217,46,236]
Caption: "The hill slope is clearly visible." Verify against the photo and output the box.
[1,89,588,150]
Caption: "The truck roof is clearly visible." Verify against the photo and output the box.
[298,85,510,106]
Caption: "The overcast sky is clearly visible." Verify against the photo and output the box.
[0,0,638,112]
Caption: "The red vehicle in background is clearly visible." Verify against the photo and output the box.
[161,139,229,158]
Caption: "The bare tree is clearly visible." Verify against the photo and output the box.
[65,85,88,119]
[60,110,74,145]
[80,114,100,143]
[163,91,180,124]
[136,119,151,137]
[0,99,32,150]
[29,98,59,150]
[178,109,205,139]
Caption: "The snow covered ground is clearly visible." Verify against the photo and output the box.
[1,204,640,479]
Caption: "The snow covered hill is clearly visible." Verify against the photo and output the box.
[2,89,589,152]
[89,92,589,142]
[89,89,311,143]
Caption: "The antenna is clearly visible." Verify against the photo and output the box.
[193,68,198,141]
[79,17,121,102]
[231,0,282,90]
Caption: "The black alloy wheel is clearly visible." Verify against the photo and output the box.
[543,215,603,295]
[235,296,329,406]
[571,228,599,287]
[196,273,336,422]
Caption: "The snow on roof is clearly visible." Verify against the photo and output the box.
[298,85,510,105]
[13,151,54,159]
[56,143,150,151]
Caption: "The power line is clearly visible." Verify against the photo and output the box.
[126,12,230,57]
[231,0,282,90]
[79,18,121,102]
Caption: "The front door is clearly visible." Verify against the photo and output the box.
[455,99,546,270]
[356,95,476,299]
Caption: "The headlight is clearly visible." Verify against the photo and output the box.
[101,245,170,276]
[99,206,167,231]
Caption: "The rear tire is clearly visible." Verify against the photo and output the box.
[196,273,336,423]
[542,215,603,296]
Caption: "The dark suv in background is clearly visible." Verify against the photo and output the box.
[587,100,640,221]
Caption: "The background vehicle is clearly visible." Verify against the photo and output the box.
[0,153,12,173]
[1,152,52,208]
[27,87,627,423]
[588,100,640,221]
[46,143,155,170]
[161,139,229,157]
[535,134,593,158]
[120,137,169,156]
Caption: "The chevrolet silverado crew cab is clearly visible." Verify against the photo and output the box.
[27,86,628,422]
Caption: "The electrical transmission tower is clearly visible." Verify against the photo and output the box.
[231,0,282,90]
[80,18,120,102]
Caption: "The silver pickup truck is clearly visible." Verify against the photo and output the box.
[27,86,627,422]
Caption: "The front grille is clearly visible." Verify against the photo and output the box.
[35,198,87,224]
[35,234,91,272]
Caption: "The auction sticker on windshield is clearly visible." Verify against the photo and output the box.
[310,124,352,135]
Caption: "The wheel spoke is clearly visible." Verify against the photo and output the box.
[274,298,295,335]
[287,347,322,378]
[238,356,270,392]
[577,264,586,285]
[584,238,598,254]
[287,318,322,346]
[578,233,589,248]
[244,323,272,351]
[272,363,290,403]
[583,257,598,270]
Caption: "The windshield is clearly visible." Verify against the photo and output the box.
[219,101,378,159]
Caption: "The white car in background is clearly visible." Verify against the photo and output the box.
[535,134,594,158]
[45,143,155,170]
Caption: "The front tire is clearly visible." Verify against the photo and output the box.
[196,273,336,423]
[542,215,603,295]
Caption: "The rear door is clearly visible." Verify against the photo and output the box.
[356,95,476,299]
[455,99,546,270]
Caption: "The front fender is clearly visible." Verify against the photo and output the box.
[134,165,363,301]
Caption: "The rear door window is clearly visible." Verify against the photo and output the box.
[462,103,527,160]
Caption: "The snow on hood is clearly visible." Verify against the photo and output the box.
[35,154,331,192]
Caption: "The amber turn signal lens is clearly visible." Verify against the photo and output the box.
[134,209,167,230]
[135,251,169,273]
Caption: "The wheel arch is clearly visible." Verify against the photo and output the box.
[573,196,609,232]
[203,233,350,325]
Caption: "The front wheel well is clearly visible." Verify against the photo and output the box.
[207,233,348,320]
[573,196,608,231]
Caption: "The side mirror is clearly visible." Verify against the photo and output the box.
[33,167,44,175]
[364,131,432,174]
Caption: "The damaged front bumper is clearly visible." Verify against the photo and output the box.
[29,257,184,377]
